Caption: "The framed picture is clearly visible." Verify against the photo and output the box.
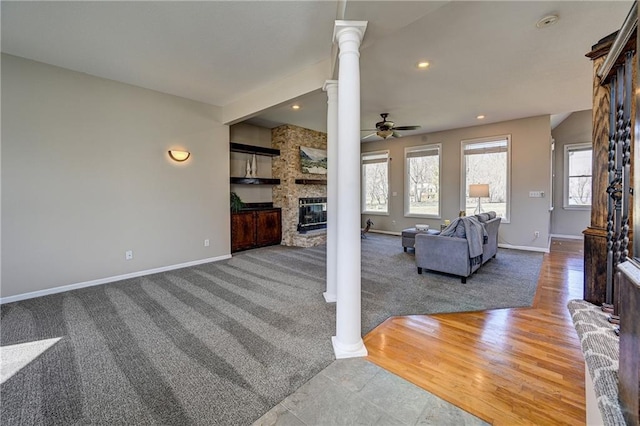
[300,146,327,175]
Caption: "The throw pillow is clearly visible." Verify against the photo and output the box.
[475,213,490,223]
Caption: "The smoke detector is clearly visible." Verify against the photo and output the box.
[536,15,559,29]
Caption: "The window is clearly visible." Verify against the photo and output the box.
[564,143,592,208]
[361,151,389,214]
[461,135,510,221]
[405,144,441,217]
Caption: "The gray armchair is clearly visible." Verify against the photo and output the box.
[415,213,501,283]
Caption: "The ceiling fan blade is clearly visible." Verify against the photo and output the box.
[361,128,378,131]
[393,125,421,131]
[361,132,378,140]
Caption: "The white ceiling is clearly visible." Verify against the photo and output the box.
[2,1,632,140]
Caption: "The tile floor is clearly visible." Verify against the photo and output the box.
[253,358,487,426]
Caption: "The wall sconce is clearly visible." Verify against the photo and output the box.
[168,150,190,162]
[469,184,490,214]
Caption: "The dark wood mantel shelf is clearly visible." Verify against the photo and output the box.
[295,179,327,185]
[230,177,280,185]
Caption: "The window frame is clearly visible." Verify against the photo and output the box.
[361,150,390,215]
[404,143,442,219]
[460,135,511,223]
[563,142,593,210]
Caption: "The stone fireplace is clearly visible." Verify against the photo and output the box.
[272,124,327,247]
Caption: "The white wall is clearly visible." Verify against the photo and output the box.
[1,54,230,299]
[361,115,552,250]
[551,110,592,237]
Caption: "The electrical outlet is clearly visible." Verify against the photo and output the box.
[204,239,210,247]
[125,250,133,260]
[534,231,540,238]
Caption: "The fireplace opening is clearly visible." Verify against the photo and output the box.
[297,197,327,232]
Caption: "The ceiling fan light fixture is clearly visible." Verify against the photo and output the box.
[362,113,421,140]
[377,129,394,139]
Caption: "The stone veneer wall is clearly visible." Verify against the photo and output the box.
[272,124,327,247]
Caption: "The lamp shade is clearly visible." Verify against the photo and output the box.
[469,184,489,198]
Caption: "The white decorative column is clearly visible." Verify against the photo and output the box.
[323,80,338,303]
[332,20,368,359]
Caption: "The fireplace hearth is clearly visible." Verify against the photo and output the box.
[297,197,327,232]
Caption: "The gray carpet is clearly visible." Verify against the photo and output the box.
[0,233,542,425]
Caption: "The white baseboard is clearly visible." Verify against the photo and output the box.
[368,229,402,236]
[498,243,549,254]
[0,254,231,305]
[550,233,584,240]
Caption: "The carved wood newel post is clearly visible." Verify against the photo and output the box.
[584,27,636,312]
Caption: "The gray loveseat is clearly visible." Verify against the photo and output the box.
[415,212,501,283]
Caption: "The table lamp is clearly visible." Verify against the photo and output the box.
[469,184,490,214]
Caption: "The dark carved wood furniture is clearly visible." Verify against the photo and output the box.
[585,3,640,423]
[584,26,635,311]
[231,208,282,253]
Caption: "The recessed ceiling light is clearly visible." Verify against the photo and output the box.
[417,61,430,69]
[292,104,301,110]
[536,15,559,29]
[476,115,485,120]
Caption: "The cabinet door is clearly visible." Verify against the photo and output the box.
[231,212,257,252]
[256,209,282,247]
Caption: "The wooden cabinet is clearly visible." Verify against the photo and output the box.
[255,209,282,246]
[231,208,282,252]
[231,211,257,252]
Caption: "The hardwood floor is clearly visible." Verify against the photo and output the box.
[364,245,586,425]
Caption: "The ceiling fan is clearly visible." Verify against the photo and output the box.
[361,113,421,140]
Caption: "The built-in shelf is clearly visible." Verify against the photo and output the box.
[242,202,274,210]
[230,142,280,157]
[295,179,327,185]
[230,177,280,185]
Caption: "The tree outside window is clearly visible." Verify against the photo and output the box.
[405,144,440,217]
[564,143,592,208]
[462,136,510,221]
[362,151,389,213]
